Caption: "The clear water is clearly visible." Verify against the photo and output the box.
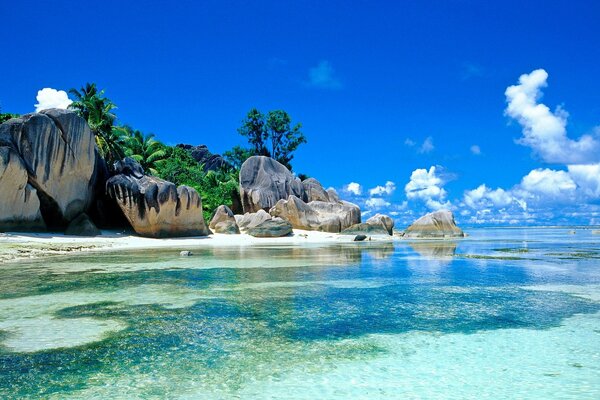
[1,228,599,399]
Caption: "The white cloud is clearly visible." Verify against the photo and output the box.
[369,181,396,196]
[405,166,449,210]
[567,164,600,198]
[464,184,517,209]
[505,69,599,164]
[365,198,391,209]
[517,168,576,200]
[307,60,342,89]
[404,138,416,146]
[418,136,434,154]
[344,182,362,196]
[470,145,481,155]
[35,88,72,112]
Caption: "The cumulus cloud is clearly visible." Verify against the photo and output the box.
[464,184,518,209]
[517,168,576,200]
[567,164,600,198]
[369,181,396,196]
[470,145,481,155]
[344,182,362,196]
[365,198,391,209]
[307,60,342,89]
[418,136,435,154]
[505,69,599,164]
[34,88,73,112]
[405,166,450,210]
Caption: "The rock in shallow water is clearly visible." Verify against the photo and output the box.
[403,210,464,239]
[107,158,210,238]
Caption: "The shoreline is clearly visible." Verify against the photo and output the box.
[0,230,394,264]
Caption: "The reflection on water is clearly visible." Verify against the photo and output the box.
[0,228,599,399]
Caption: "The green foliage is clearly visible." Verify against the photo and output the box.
[116,125,167,175]
[154,147,238,221]
[223,145,254,170]
[234,108,307,170]
[69,83,124,166]
[0,113,19,123]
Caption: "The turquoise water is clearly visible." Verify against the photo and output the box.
[1,228,599,399]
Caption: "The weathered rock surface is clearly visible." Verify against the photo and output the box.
[106,158,210,238]
[245,217,292,237]
[302,178,330,203]
[326,188,340,203]
[403,210,464,239]
[0,109,96,230]
[341,222,390,236]
[177,144,229,172]
[235,209,272,231]
[342,214,394,236]
[0,147,45,231]
[209,205,240,234]
[65,213,101,236]
[270,195,360,233]
[239,156,304,213]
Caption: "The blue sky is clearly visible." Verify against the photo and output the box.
[2,0,600,225]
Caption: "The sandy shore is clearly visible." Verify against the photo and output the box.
[0,230,393,263]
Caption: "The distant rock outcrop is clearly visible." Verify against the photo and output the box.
[106,158,210,238]
[209,205,240,234]
[239,156,304,213]
[177,144,229,172]
[0,109,97,231]
[403,210,464,238]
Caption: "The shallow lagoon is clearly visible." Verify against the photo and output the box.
[1,228,599,399]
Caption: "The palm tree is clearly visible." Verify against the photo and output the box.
[69,83,124,165]
[118,126,167,175]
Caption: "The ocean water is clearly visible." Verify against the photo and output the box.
[0,228,599,399]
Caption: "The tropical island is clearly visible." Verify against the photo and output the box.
[0,83,463,259]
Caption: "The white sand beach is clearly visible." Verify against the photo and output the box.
[0,230,394,263]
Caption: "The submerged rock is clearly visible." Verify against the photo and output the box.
[209,205,240,234]
[0,109,96,230]
[354,234,367,242]
[245,217,293,238]
[403,210,464,239]
[65,213,101,236]
[239,156,304,213]
[107,158,210,238]
[180,251,193,256]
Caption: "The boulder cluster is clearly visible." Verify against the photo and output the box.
[0,109,464,239]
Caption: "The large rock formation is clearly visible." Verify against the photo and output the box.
[0,109,97,230]
[106,158,210,238]
[245,217,293,238]
[235,209,272,231]
[270,195,361,233]
[341,213,395,236]
[209,205,240,234]
[302,178,330,202]
[239,156,304,213]
[403,210,464,239]
[177,144,230,172]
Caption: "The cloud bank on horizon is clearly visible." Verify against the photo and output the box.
[340,69,600,226]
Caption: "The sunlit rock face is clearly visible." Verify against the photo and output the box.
[107,158,210,238]
[270,195,360,233]
[209,205,240,234]
[403,210,464,239]
[0,109,96,230]
[239,156,304,213]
